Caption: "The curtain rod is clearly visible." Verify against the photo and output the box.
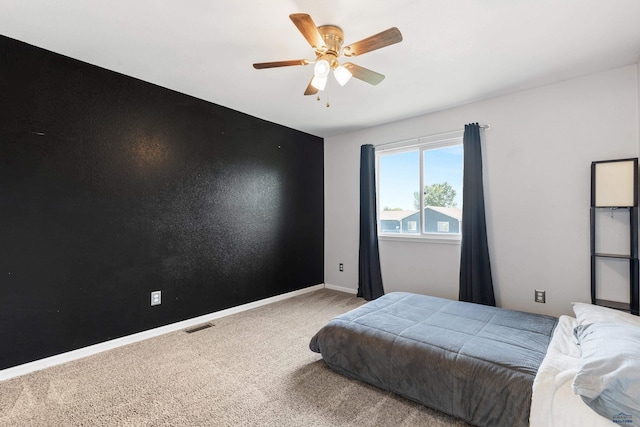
[374,124,490,149]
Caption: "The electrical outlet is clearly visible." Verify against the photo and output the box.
[151,290,162,306]
[339,263,344,272]
[535,290,546,303]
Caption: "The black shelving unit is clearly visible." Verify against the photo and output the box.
[590,158,639,315]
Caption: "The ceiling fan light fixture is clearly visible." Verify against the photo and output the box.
[333,64,352,86]
[314,59,331,79]
[311,75,327,90]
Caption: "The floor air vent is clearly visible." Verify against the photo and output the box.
[185,323,213,334]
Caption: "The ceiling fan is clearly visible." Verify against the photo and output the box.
[253,13,403,96]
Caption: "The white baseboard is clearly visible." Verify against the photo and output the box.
[0,284,325,382]
[324,283,358,294]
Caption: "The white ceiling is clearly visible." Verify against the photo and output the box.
[2,1,640,138]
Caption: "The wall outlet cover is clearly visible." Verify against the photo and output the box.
[151,290,162,306]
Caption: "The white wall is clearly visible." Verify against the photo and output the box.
[325,64,640,317]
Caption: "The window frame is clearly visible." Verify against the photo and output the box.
[375,133,463,245]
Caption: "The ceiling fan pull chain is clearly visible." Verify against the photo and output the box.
[323,83,330,107]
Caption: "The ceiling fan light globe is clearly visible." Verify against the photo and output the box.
[314,59,331,79]
[334,65,352,86]
[311,75,327,91]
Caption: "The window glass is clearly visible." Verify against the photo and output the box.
[422,145,463,234]
[378,150,420,234]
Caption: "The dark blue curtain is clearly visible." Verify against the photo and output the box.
[358,144,384,300]
[459,123,495,306]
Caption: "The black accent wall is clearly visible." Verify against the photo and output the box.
[0,35,324,370]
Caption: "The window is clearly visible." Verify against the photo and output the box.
[437,221,450,232]
[377,135,463,241]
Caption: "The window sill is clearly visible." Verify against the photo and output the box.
[378,234,461,245]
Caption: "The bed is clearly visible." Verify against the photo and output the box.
[310,292,558,427]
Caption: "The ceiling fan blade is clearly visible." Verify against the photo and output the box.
[304,75,319,95]
[289,13,326,51]
[253,59,310,69]
[342,27,403,57]
[343,63,385,85]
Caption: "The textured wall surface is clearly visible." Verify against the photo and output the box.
[0,35,323,370]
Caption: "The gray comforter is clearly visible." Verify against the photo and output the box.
[309,292,558,427]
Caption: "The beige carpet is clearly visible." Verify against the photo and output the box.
[0,289,471,426]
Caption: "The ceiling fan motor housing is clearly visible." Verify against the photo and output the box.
[317,25,345,68]
[317,25,344,54]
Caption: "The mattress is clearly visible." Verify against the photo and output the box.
[310,292,558,427]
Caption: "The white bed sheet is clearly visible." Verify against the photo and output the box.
[530,315,613,427]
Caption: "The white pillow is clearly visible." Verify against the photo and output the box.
[572,322,640,425]
[571,302,640,328]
